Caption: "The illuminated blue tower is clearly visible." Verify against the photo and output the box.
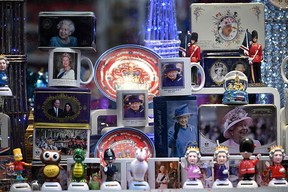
[144,0,180,58]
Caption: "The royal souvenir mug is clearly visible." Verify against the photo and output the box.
[159,57,205,96]
[48,48,94,87]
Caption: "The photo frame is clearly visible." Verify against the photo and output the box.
[116,89,148,127]
[203,55,250,87]
[159,57,205,96]
[33,127,90,160]
[148,158,181,189]
[34,87,91,126]
[153,96,198,157]
[38,11,96,50]
[198,104,277,155]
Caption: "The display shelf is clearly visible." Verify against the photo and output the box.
[31,187,288,192]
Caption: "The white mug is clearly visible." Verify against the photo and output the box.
[159,57,205,96]
[48,48,94,87]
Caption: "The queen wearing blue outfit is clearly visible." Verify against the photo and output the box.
[168,104,198,157]
[124,95,145,118]
[162,63,183,87]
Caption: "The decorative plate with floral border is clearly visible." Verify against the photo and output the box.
[95,127,155,164]
[94,44,161,103]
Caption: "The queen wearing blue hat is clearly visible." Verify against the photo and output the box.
[123,95,145,118]
[162,63,183,87]
[168,104,198,157]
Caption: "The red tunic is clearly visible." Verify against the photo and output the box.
[187,45,201,63]
[239,158,259,175]
[249,43,262,63]
[13,161,26,171]
[267,164,285,179]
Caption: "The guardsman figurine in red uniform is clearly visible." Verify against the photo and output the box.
[249,30,263,84]
[265,145,288,187]
[181,32,201,85]
[237,138,261,188]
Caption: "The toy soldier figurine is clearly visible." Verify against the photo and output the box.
[187,32,201,63]
[249,30,263,84]
[237,138,261,188]
[181,32,201,85]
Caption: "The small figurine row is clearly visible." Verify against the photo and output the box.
[6,139,288,191]
[182,138,287,189]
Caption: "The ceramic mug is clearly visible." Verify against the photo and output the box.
[159,57,205,96]
[48,48,94,87]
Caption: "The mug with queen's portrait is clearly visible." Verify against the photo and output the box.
[48,48,94,87]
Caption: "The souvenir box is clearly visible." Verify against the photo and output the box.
[191,3,265,51]
[153,96,198,157]
[116,90,149,127]
[34,87,91,127]
[33,127,90,161]
[203,54,250,87]
[198,104,277,155]
[38,11,96,50]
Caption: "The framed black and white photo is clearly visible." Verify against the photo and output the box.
[116,89,148,127]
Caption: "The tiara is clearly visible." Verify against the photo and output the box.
[269,145,284,153]
[215,145,228,152]
[186,146,199,152]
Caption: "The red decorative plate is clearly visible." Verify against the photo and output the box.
[95,127,155,162]
[94,44,161,103]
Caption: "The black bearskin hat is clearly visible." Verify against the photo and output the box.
[239,138,255,153]
[190,32,198,42]
[252,30,258,39]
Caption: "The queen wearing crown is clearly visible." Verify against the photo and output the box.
[265,145,288,187]
[212,143,233,188]
[181,147,204,189]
